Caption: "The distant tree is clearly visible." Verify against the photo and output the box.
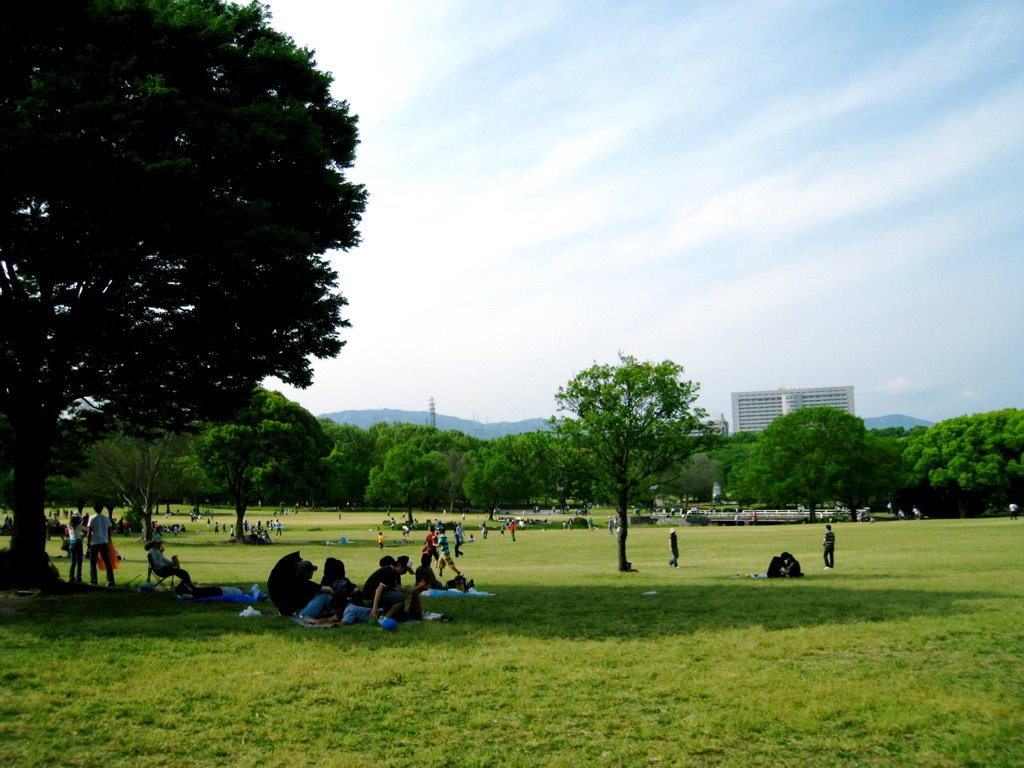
[739,407,868,522]
[835,432,905,514]
[661,453,723,506]
[553,354,714,572]
[712,432,758,503]
[441,450,470,512]
[0,0,366,585]
[463,447,527,511]
[365,443,447,523]
[195,390,332,539]
[78,431,192,539]
[902,410,1024,517]
[320,422,376,506]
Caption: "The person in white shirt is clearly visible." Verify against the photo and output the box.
[67,512,87,583]
[88,508,115,586]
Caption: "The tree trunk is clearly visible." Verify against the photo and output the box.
[617,488,630,572]
[234,502,247,542]
[8,408,60,588]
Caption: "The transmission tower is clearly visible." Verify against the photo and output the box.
[428,396,436,428]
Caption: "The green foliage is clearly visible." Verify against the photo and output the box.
[365,443,447,515]
[554,353,713,570]
[320,422,377,504]
[737,408,868,519]
[196,389,331,529]
[903,409,1024,517]
[0,0,366,581]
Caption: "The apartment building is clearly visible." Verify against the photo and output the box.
[731,386,855,433]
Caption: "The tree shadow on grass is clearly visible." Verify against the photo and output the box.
[0,579,1011,645]
[430,580,1010,641]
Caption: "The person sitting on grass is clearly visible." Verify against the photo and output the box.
[292,560,339,621]
[361,554,417,621]
[760,552,803,578]
[781,552,803,577]
[415,551,445,591]
[302,583,429,626]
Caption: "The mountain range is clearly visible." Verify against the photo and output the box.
[320,409,932,439]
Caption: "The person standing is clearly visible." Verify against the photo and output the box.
[88,507,116,586]
[1010,502,1019,521]
[668,528,679,568]
[822,524,836,570]
[509,520,517,542]
[454,523,464,557]
[67,512,86,583]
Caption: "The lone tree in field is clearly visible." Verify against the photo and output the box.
[553,354,714,572]
[0,0,366,586]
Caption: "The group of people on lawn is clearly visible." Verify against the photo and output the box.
[266,523,471,626]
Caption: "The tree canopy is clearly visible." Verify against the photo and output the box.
[903,409,1024,517]
[0,0,366,584]
[735,407,868,521]
[195,388,332,539]
[553,353,713,571]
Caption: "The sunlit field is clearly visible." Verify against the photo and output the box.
[1,510,1021,767]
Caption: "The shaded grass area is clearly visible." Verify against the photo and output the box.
[1,516,1022,767]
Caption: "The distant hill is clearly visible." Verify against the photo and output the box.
[321,409,931,437]
[863,414,933,430]
[319,409,550,440]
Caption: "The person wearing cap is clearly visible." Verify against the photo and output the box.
[668,529,679,568]
[146,535,195,587]
[361,555,417,620]
[67,512,87,583]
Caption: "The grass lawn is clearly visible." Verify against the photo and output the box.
[1,510,1021,767]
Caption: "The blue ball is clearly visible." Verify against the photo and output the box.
[379,617,398,632]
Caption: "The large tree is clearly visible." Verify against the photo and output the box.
[738,407,868,522]
[0,0,366,584]
[553,354,713,572]
[902,410,1024,517]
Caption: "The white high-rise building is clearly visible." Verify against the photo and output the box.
[731,386,855,433]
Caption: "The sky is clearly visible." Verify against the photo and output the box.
[260,0,1024,427]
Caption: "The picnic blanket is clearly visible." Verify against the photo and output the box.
[177,593,260,604]
[425,588,494,597]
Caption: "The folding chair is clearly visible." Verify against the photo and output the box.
[146,551,175,591]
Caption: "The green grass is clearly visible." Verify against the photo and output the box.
[2,512,1022,767]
